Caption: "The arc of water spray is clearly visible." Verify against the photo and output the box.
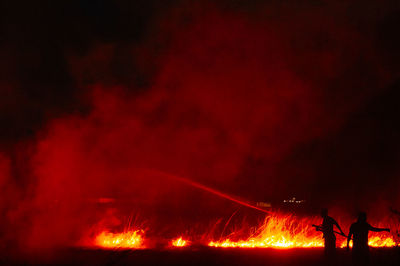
[146,169,271,215]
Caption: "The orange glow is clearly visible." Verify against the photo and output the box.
[90,214,397,249]
[367,234,396,247]
[171,237,188,247]
[340,233,396,248]
[209,215,324,248]
[208,214,397,249]
[95,230,145,249]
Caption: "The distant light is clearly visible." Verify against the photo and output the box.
[283,197,305,204]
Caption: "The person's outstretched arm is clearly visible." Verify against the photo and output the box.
[369,224,390,232]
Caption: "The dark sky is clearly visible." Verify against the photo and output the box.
[1,0,400,249]
[1,0,398,144]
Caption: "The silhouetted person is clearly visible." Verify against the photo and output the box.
[347,212,390,266]
[319,208,345,259]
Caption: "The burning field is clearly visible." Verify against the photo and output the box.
[4,210,400,265]
[89,212,398,250]
[1,1,400,265]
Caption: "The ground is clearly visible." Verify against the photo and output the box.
[2,247,399,266]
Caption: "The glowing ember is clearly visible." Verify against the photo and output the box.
[95,230,145,249]
[171,237,188,247]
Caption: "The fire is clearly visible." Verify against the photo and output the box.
[339,234,396,248]
[171,237,188,247]
[208,214,397,249]
[95,230,145,249]
[90,213,397,249]
[367,235,396,247]
[209,214,324,248]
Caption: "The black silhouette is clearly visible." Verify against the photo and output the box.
[347,212,390,265]
[316,208,345,258]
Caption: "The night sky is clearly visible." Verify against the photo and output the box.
[1,0,400,250]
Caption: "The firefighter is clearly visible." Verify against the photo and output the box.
[347,212,390,266]
[319,208,346,258]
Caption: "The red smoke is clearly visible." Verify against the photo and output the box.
[1,2,398,251]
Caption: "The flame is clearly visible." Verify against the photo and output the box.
[171,237,188,247]
[367,234,396,247]
[95,230,145,249]
[208,214,397,248]
[339,233,396,248]
[90,213,397,249]
[209,215,324,248]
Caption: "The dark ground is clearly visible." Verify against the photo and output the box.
[2,247,399,266]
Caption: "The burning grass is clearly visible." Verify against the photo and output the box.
[92,213,398,249]
[209,214,324,248]
[208,214,397,248]
[95,230,145,249]
[171,237,189,247]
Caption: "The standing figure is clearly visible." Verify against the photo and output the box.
[347,212,390,266]
[319,208,346,258]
